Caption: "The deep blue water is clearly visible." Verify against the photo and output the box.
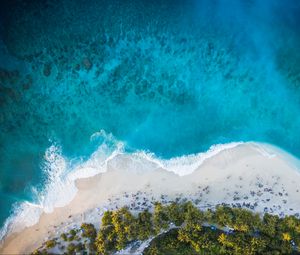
[0,0,300,234]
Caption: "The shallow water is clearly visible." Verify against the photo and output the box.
[0,0,299,236]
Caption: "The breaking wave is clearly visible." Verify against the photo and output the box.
[0,130,243,241]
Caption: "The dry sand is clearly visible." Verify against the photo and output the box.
[1,142,300,254]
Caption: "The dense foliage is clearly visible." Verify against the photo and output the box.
[144,203,300,255]
[33,202,300,255]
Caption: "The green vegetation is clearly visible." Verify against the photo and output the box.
[136,209,154,240]
[66,243,76,255]
[60,233,67,242]
[81,223,97,253]
[145,204,300,255]
[67,229,77,242]
[81,223,97,240]
[32,202,300,255]
[144,228,199,255]
[45,239,56,249]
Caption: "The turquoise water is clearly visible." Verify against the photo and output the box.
[0,0,300,235]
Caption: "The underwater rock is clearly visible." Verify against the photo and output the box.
[43,63,52,77]
[0,68,20,84]
[0,86,21,101]
[74,64,81,71]
[22,82,30,90]
[82,58,92,70]
[22,74,33,90]
[108,36,114,47]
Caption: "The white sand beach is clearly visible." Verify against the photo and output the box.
[1,142,300,254]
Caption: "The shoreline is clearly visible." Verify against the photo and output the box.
[1,142,300,254]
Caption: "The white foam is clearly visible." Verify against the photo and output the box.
[0,131,123,241]
[251,142,277,158]
[0,131,243,241]
[0,144,74,241]
[42,144,76,212]
[0,202,43,242]
[134,142,243,176]
[253,142,300,172]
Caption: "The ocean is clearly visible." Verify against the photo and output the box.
[0,0,299,239]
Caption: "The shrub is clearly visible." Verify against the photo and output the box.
[81,223,97,240]
[60,233,68,241]
[102,211,113,226]
[66,243,76,255]
[45,239,56,249]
